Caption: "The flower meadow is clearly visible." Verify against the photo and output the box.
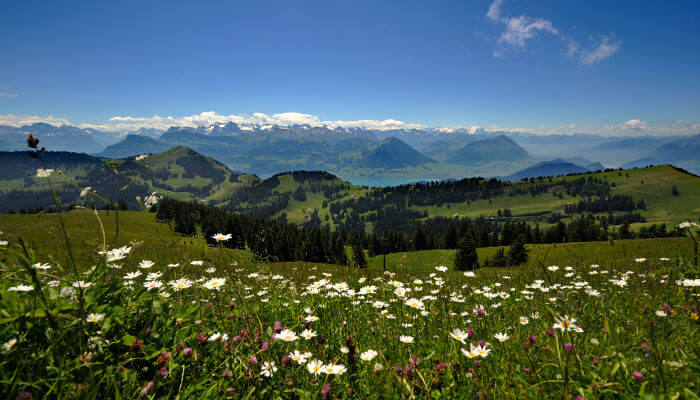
[1,230,699,399]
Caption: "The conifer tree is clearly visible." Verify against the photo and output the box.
[443,221,458,249]
[352,241,367,268]
[454,233,478,271]
[413,225,428,251]
[507,235,529,266]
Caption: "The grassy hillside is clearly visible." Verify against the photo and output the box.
[2,147,698,235]
[1,210,693,278]
[367,237,695,275]
[0,209,254,269]
[0,147,259,211]
[236,164,699,232]
[413,165,699,226]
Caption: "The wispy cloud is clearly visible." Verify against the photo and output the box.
[487,0,559,51]
[0,92,18,98]
[486,0,504,21]
[568,35,621,65]
[486,0,620,65]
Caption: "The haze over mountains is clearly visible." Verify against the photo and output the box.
[0,122,697,184]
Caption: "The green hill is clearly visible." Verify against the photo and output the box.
[236,164,699,232]
[448,135,531,165]
[356,137,433,169]
[2,147,698,236]
[0,147,258,212]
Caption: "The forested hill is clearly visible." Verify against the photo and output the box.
[1,147,698,244]
[0,147,257,212]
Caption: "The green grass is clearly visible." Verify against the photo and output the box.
[248,164,700,231]
[367,237,695,275]
[1,209,698,399]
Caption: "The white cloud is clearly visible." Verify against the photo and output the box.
[0,114,70,126]
[486,0,559,52]
[1,112,696,137]
[604,119,652,132]
[83,111,429,132]
[0,92,18,98]
[578,36,621,65]
[500,16,558,49]
[486,0,619,65]
[486,0,504,21]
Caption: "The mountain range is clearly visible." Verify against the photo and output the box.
[1,122,697,183]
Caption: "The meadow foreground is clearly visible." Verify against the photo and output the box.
[0,212,698,399]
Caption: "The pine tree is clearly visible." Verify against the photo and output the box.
[672,185,679,196]
[507,235,529,266]
[454,233,478,271]
[443,221,458,249]
[352,241,367,268]
[413,225,428,251]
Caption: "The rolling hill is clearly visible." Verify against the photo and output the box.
[1,146,698,235]
[448,135,531,165]
[97,134,171,158]
[504,160,589,181]
[0,146,257,212]
[356,137,433,169]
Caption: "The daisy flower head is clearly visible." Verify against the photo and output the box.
[359,285,377,294]
[277,329,299,342]
[450,328,469,344]
[211,233,232,242]
[404,298,424,310]
[202,278,226,290]
[476,344,491,358]
[3,338,18,352]
[494,333,509,342]
[31,263,51,270]
[360,349,378,361]
[85,313,104,323]
[301,329,317,340]
[137,260,154,269]
[123,271,142,280]
[399,335,414,344]
[8,285,33,292]
[72,281,93,289]
[143,280,163,290]
[169,279,193,290]
[553,315,578,332]
[289,350,312,364]
[260,361,277,377]
[305,315,319,322]
[208,333,229,343]
[461,346,477,358]
[307,359,324,375]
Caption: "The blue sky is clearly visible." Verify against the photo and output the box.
[1,0,699,135]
